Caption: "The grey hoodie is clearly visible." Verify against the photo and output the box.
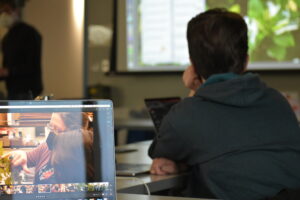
[149,73,300,200]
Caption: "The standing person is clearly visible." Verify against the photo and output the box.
[0,0,43,100]
[148,8,300,200]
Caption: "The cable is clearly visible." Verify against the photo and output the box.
[116,176,151,196]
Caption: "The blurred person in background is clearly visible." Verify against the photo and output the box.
[0,0,42,100]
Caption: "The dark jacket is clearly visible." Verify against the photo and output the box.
[2,21,43,99]
[149,73,300,200]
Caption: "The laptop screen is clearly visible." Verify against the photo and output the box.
[0,100,115,200]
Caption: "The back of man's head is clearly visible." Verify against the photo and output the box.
[187,8,248,80]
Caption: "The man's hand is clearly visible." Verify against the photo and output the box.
[1,151,31,173]
[150,158,179,175]
[182,65,202,96]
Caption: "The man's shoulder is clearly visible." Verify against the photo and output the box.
[166,96,207,120]
[13,22,41,36]
[174,96,206,111]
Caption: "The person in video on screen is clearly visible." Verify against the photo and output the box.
[2,112,92,184]
[50,128,94,183]
[148,8,300,200]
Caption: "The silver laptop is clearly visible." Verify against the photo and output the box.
[116,163,151,176]
[0,100,116,200]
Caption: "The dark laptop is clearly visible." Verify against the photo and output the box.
[115,97,180,176]
[144,97,181,132]
[0,100,116,200]
[115,97,181,177]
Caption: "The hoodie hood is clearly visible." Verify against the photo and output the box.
[195,73,266,107]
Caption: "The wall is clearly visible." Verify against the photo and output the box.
[23,0,84,99]
[87,0,300,110]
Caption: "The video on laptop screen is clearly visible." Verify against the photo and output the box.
[0,101,115,200]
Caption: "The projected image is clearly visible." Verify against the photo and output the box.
[122,0,300,71]
[126,0,203,71]
[207,0,300,63]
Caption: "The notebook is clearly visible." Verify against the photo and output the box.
[0,100,116,200]
[144,97,181,132]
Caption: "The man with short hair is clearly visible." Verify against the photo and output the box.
[0,0,43,100]
[149,8,300,200]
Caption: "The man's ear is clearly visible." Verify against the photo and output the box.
[189,58,204,81]
[244,54,249,72]
[190,63,204,84]
[188,58,197,77]
[189,57,194,68]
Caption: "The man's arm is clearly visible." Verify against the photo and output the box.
[148,66,202,175]
[150,158,188,175]
[148,116,191,175]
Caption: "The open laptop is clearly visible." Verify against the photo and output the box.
[144,97,181,132]
[0,100,116,200]
[115,97,181,177]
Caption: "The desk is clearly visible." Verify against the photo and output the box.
[116,141,188,194]
[114,118,155,145]
[115,142,217,199]
[115,118,154,131]
[118,193,214,200]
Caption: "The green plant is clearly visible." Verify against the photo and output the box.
[247,0,299,61]
[208,0,300,62]
[0,142,12,185]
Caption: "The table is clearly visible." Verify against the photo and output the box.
[114,118,155,145]
[116,141,188,194]
[115,118,155,131]
[115,137,218,200]
[117,193,215,200]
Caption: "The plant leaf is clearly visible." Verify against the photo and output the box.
[273,33,295,47]
[267,46,287,60]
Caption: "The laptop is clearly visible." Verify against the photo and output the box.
[0,100,116,200]
[115,163,151,176]
[115,97,181,177]
[144,97,181,132]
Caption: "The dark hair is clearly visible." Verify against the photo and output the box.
[51,129,94,183]
[0,0,27,9]
[59,112,90,131]
[187,8,248,79]
[0,0,16,8]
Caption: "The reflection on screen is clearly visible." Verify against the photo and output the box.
[117,0,300,72]
[0,111,114,200]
